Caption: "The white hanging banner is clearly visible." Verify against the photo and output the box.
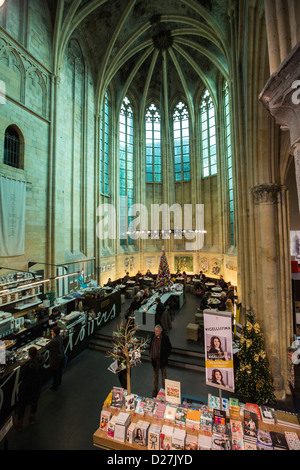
[203,309,235,393]
[0,176,26,256]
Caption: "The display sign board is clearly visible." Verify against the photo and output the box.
[203,309,234,393]
[165,379,181,405]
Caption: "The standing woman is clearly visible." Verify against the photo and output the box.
[46,326,64,390]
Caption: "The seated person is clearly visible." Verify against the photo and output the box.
[49,307,61,325]
[198,291,211,312]
[141,288,151,303]
[199,271,207,282]
[226,285,235,301]
[217,292,227,311]
[218,275,227,290]
[123,272,130,283]
[182,271,187,280]
[145,269,153,278]
[135,270,143,284]
[105,278,114,287]
[175,269,181,277]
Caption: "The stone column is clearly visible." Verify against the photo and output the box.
[251,183,285,399]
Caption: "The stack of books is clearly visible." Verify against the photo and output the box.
[172,427,186,450]
[230,419,244,450]
[229,397,240,418]
[148,423,161,450]
[185,433,198,450]
[259,405,276,425]
[275,410,300,429]
[243,409,258,449]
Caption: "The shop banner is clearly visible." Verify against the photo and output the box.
[203,309,234,393]
[0,176,26,256]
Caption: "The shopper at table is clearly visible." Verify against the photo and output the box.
[125,294,142,321]
[149,324,172,397]
[16,346,44,431]
[218,275,227,290]
[135,270,143,284]
[217,292,227,311]
[45,326,64,391]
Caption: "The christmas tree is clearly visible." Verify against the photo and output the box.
[106,319,148,395]
[235,311,276,405]
[156,247,173,289]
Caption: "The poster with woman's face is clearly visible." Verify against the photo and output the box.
[203,310,235,392]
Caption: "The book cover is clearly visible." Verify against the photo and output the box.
[270,431,289,450]
[148,424,161,450]
[246,402,261,420]
[164,404,177,422]
[111,387,125,408]
[100,409,111,431]
[257,429,273,449]
[285,431,300,450]
[185,434,198,450]
[243,410,258,441]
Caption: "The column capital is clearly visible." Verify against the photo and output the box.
[251,184,281,204]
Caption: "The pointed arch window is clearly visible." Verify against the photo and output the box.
[100,92,110,195]
[145,103,161,183]
[200,90,217,177]
[4,126,21,168]
[119,96,134,246]
[224,82,235,245]
[173,101,190,182]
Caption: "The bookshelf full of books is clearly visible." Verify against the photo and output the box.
[93,386,300,450]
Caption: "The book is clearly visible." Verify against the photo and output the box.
[211,432,231,450]
[100,409,111,432]
[107,414,117,438]
[257,429,273,450]
[200,411,213,432]
[125,394,137,412]
[230,419,243,438]
[126,422,136,444]
[186,408,201,429]
[285,431,300,450]
[198,432,212,450]
[243,410,258,443]
[172,427,186,450]
[111,386,125,408]
[231,437,244,450]
[148,423,161,450]
[185,434,198,450]
[114,412,131,442]
[246,402,261,420]
[160,424,174,450]
[175,405,187,426]
[275,410,300,429]
[134,420,149,446]
[164,404,177,422]
[154,402,166,421]
[270,431,289,450]
[144,398,156,415]
[259,405,275,424]
[135,397,146,414]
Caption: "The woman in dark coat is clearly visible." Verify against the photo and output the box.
[16,346,44,430]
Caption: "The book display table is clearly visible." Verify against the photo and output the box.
[93,390,300,451]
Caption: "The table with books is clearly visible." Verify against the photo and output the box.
[93,386,300,450]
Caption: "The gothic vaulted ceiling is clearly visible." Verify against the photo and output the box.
[46,0,231,113]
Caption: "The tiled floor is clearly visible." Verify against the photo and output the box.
[3,292,295,450]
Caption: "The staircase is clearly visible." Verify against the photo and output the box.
[88,331,205,372]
